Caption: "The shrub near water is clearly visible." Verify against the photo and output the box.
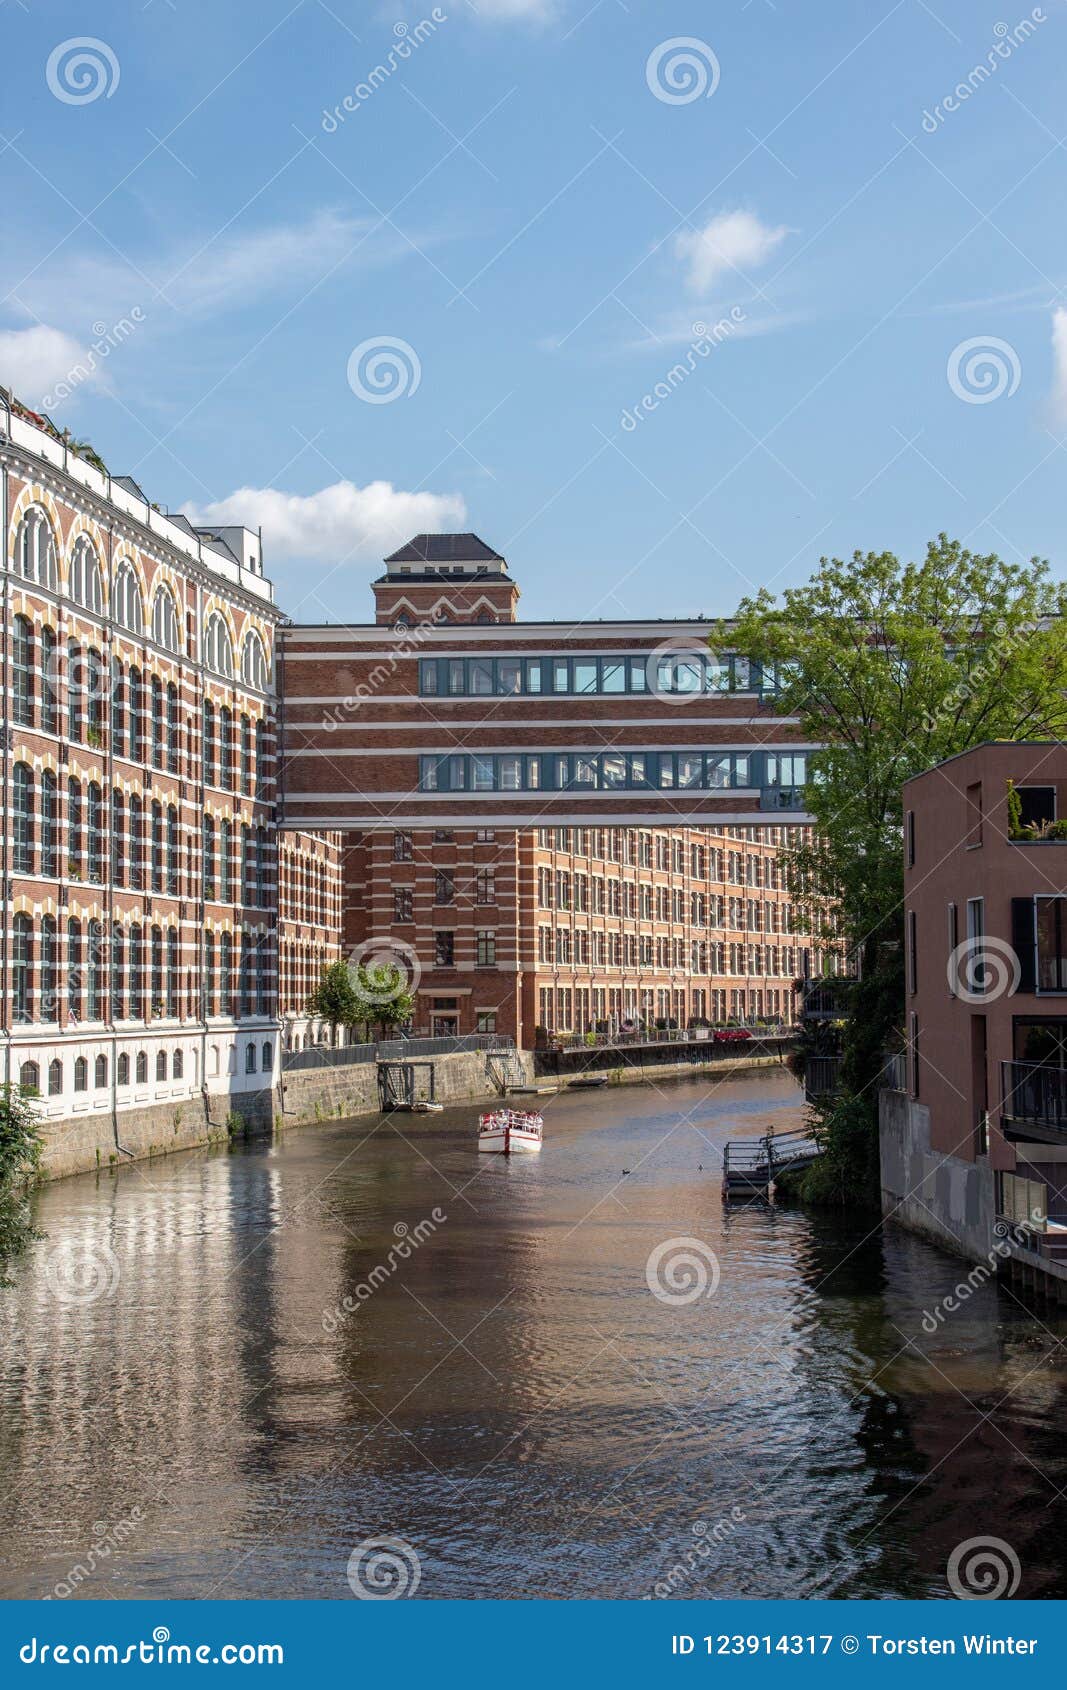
[0,1084,43,1286]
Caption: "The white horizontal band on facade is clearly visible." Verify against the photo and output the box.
[286,712,803,727]
[282,745,822,758]
[283,812,814,829]
[282,622,732,645]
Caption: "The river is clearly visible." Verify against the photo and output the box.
[2,1069,1066,1601]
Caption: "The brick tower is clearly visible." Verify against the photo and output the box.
[371,533,519,625]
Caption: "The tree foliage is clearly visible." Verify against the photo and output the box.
[307,959,416,1041]
[724,537,1067,1203]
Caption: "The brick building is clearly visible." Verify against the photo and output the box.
[0,393,339,1134]
[882,742,1067,1272]
[336,534,833,1043]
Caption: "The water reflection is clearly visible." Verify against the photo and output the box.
[1,1069,1065,1599]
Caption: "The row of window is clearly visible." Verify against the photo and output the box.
[419,751,807,794]
[11,622,271,790]
[418,653,777,698]
[536,985,789,1033]
[536,928,800,974]
[9,914,274,1023]
[535,871,795,928]
[13,507,270,682]
[17,1039,275,1098]
[11,766,271,903]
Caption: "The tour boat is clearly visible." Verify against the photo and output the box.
[477,1108,544,1154]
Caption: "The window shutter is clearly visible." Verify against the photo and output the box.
[1011,898,1036,993]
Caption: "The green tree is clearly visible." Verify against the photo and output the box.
[352,964,416,1041]
[726,536,1067,1204]
[306,959,359,1038]
[0,1084,43,1286]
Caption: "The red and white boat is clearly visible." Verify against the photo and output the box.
[478,1108,544,1154]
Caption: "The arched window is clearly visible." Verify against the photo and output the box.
[16,507,58,590]
[69,535,104,612]
[86,782,103,883]
[129,924,143,1020]
[48,1058,62,1096]
[256,826,270,908]
[166,806,179,895]
[240,715,251,795]
[150,676,164,766]
[94,1054,108,1089]
[202,700,216,786]
[41,627,58,733]
[262,1041,273,1070]
[245,1041,256,1074]
[220,819,232,902]
[210,1044,220,1077]
[117,1053,130,1086]
[67,641,82,741]
[41,915,57,1020]
[204,612,234,677]
[241,630,268,690]
[156,1050,167,1081]
[166,928,179,1016]
[256,935,270,1016]
[87,918,104,1019]
[85,648,103,741]
[254,719,268,798]
[150,925,163,1012]
[167,682,179,774]
[111,925,125,1021]
[150,801,163,892]
[219,706,233,790]
[204,931,216,1016]
[11,914,32,1022]
[110,790,124,887]
[111,658,126,751]
[67,919,82,1020]
[68,777,83,877]
[12,615,33,726]
[241,824,252,904]
[172,1049,184,1079]
[128,667,143,761]
[74,1056,88,1091]
[19,1060,40,1094]
[203,815,216,899]
[136,1051,148,1083]
[151,586,181,653]
[113,562,144,633]
[220,931,233,1015]
[129,795,144,890]
[12,763,34,872]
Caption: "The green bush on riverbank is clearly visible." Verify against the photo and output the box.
[0,1085,43,1285]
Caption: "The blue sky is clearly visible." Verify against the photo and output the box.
[2,0,1066,624]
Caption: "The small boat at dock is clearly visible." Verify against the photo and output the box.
[567,1076,607,1088]
[478,1108,544,1153]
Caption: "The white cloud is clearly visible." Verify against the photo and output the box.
[471,0,554,17]
[0,324,99,407]
[1049,307,1067,427]
[4,209,410,332]
[183,480,467,564]
[674,211,789,296]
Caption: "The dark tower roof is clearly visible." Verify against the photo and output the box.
[384,532,505,566]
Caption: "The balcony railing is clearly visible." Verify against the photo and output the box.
[1001,1060,1067,1134]
[760,785,806,811]
[805,1055,841,1098]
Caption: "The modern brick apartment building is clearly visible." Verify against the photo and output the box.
[335,535,833,1042]
[882,742,1067,1274]
[1,394,340,1141]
